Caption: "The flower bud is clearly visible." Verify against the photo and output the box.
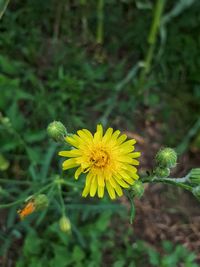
[154,166,170,178]
[59,215,71,233]
[192,186,200,201]
[47,121,67,142]
[0,114,12,129]
[34,194,49,211]
[188,168,200,186]
[130,180,144,198]
[155,147,177,168]
[0,154,9,171]
[17,194,48,220]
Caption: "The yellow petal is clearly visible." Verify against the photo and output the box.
[122,164,137,173]
[62,159,79,170]
[108,176,118,189]
[86,172,93,186]
[97,174,105,187]
[82,129,93,139]
[97,186,104,198]
[120,139,136,147]
[118,145,134,154]
[118,170,134,185]
[122,176,134,185]
[94,124,103,142]
[118,155,135,164]
[90,177,97,197]
[130,173,139,180]
[112,130,121,140]
[114,183,123,197]
[116,134,127,145]
[77,130,92,143]
[102,128,114,143]
[114,176,130,188]
[82,173,93,197]
[106,181,116,199]
[130,152,141,158]
[58,150,81,157]
[82,185,90,197]
[132,159,140,165]
[65,136,79,147]
[75,167,82,179]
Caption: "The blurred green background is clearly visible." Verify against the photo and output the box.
[0,0,200,266]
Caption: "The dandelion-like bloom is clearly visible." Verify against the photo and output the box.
[59,125,141,199]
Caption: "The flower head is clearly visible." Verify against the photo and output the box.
[59,125,140,199]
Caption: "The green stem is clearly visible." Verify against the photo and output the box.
[96,0,104,44]
[0,182,53,209]
[0,0,10,19]
[36,183,54,195]
[127,192,135,224]
[61,180,82,188]
[138,0,165,92]
[0,178,30,184]
[58,184,65,215]
[0,198,25,209]
[141,175,192,191]
[80,0,89,42]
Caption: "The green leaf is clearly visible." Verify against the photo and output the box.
[23,231,43,257]
[72,246,85,262]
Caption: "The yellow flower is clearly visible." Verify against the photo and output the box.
[59,125,141,199]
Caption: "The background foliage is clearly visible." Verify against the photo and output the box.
[0,0,200,266]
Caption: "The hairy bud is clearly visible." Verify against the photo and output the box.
[34,194,49,210]
[155,147,177,168]
[47,121,67,142]
[130,180,144,198]
[154,166,170,178]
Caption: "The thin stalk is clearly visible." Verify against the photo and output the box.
[0,199,25,209]
[36,182,54,195]
[58,184,65,215]
[0,182,53,209]
[141,175,192,191]
[61,180,82,188]
[0,178,31,184]
[53,0,63,40]
[0,0,10,19]
[96,0,104,44]
[138,0,165,93]
[127,192,135,224]
[80,0,89,42]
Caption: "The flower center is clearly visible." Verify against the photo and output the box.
[90,149,109,168]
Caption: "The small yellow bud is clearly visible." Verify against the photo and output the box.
[0,114,12,129]
[47,121,67,142]
[59,216,71,233]
[0,154,9,171]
